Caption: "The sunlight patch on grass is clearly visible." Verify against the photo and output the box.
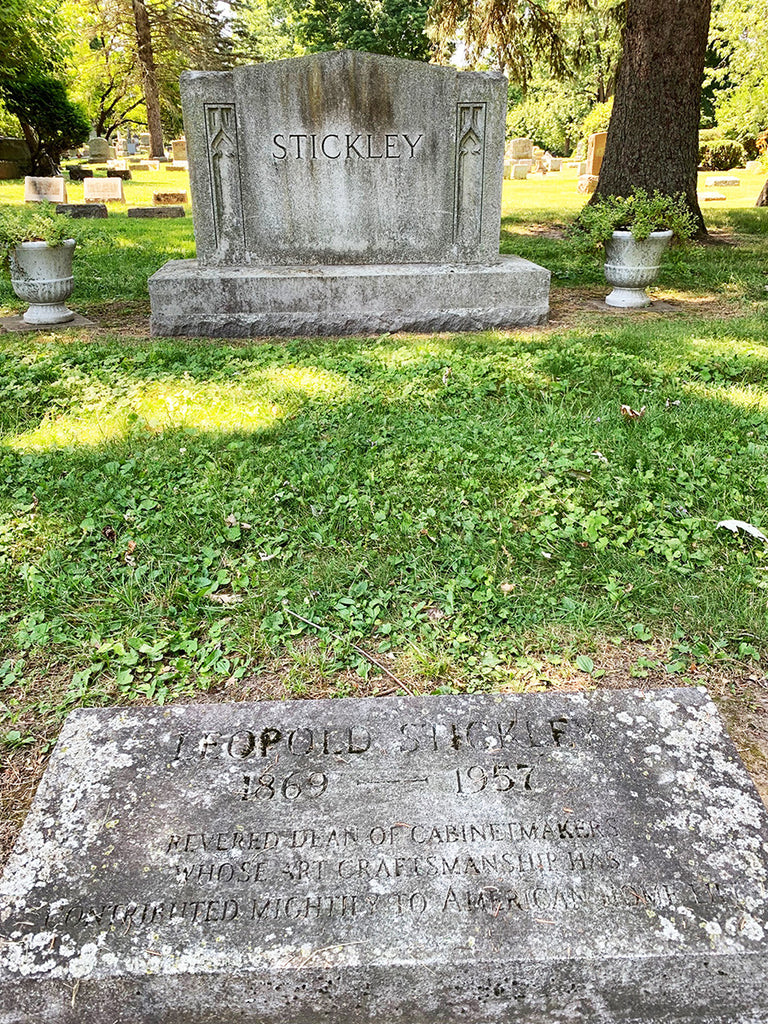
[257,365,354,401]
[4,366,353,451]
[684,381,768,414]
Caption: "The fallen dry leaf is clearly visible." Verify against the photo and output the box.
[620,404,646,420]
[717,519,768,543]
[209,592,245,606]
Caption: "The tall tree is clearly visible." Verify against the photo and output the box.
[296,0,432,58]
[131,0,164,155]
[591,0,711,234]
[61,0,232,147]
[429,0,568,87]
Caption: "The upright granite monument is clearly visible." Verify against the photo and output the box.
[149,51,550,337]
[2,687,768,1022]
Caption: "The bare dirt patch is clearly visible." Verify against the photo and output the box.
[82,300,151,336]
[1,642,765,871]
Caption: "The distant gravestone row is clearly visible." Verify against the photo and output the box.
[502,131,606,190]
[23,173,187,219]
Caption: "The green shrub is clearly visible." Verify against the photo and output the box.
[572,189,697,251]
[0,76,90,176]
[506,83,589,156]
[578,98,613,151]
[0,202,72,268]
[698,139,747,171]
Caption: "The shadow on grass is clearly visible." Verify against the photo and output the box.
[0,317,767,700]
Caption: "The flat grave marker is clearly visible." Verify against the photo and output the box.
[56,203,108,219]
[128,206,185,218]
[153,189,187,205]
[1,687,768,1022]
[24,176,67,203]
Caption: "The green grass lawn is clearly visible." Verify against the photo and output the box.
[1,165,767,845]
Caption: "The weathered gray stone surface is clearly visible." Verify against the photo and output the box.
[149,256,550,337]
[86,137,110,161]
[56,203,107,219]
[182,52,505,267]
[2,688,768,1023]
[23,176,67,203]
[128,206,185,218]
[149,50,550,336]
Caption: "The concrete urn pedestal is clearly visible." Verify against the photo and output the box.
[9,239,76,324]
[603,229,673,308]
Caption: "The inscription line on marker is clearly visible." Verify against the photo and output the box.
[355,777,429,785]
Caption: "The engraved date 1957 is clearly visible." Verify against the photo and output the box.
[455,762,536,794]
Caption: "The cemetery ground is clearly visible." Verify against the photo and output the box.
[0,165,767,863]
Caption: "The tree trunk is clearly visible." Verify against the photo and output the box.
[757,179,768,207]
[592,0,711,236]
[131,0,164,158]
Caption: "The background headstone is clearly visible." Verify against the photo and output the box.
[56,203,108,218]
[128,206,185,218]
[171,138,187,162]
[586,131,608,178]
[577,173,599,194]
[108,168,132,180]
[0,136,31,177]
[83,177,125,203]
[153,189,187,205]
[87,137,110,162]
[24,176,67,203]
[705,175,740,187]
[507,137,534,160]
[67,166,93,181]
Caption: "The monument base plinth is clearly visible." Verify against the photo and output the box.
[148,256,550,337]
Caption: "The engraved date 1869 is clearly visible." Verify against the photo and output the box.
[241,770,328,801]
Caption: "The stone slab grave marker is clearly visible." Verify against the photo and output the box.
[83,176,125,203]
[2,687,768,1023]
[87,137,110,162]
[24,176,67,203]
[506,136,533,160]
[153,189,187,205]
[705,175,740,188]
[586,130,607,178]
[56,203,108,219]
[128,205,185,218]
[149,51,550,336]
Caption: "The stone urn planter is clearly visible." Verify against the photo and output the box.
[9,239,76,325]
[603,229,673,308]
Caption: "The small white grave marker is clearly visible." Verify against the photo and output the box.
[24,176,67,203]
[83,177,126,203]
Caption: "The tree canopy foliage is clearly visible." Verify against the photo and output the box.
[2,76,90,173]
[233,0,432,62]
[0,0,89,172]
[708,0,768,142]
